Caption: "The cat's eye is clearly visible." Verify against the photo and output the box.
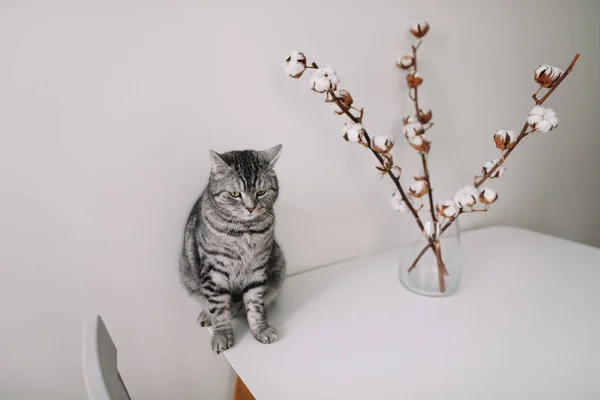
[229,191,241,198]
[256,190,267,197]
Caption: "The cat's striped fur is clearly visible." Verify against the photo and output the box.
[179,145,286,354]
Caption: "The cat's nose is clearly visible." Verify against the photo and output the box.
[246,207,255,213]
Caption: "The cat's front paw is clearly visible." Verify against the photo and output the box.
[197,310,212,327]
[252,326,278,344]
[211,330,234,354]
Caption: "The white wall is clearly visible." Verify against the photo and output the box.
[1,0,598,398]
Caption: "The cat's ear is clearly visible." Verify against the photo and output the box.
[264,144,283,168]
[209,150,230,174]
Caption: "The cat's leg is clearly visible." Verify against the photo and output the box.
[208,295,234,354]
[264,242,286,308]
[243,284,278,344]
[206,290,234,354]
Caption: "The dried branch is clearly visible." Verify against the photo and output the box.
[329,91,433,240]
[409,41,438,232]
[410,53,581,268]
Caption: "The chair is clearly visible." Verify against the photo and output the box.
[82,315,131,400]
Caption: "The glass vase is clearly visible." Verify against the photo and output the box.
[399,220,461,297]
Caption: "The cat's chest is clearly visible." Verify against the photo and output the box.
[230,233,266,260]
[226,234,268,271]
[227,236,269,290]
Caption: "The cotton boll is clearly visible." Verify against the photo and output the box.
[414,169,426,181]
[310,65,341,93]
[491,167,506,179]
[454,186,478,208]
[479,188,498,204]
[342,122,365,143]
[408,134,431,154]
[406,72,423,88]
[397,55,414,69]
[390,191,412,213]
[536,120,553,133]
[482,159,498,174]
[544,108,557,119]
[530,105,546,116]
[410,20,430,38]
[403,122,424,138]
[391,166,402,178]
[403,113,419,125]
[372,136,395,154]
[436,199,458,219]
[534,65,562,88]
[494,130,516,150]
[409,180,429,197]
[527,114,543,126]
[285,50,307,78]
[418,108,432,123]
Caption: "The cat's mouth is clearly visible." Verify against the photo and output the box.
[239,208,262,220]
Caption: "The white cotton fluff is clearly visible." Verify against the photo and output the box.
[310,65,341,93]
[493,167,506,178]
[544,108,559,130]
[496,130,516,143]
[527,114,543,125]
[536,120,553,133]
[462,185,479,198]
[413,72,422,79]
[482,159,498,174]
[287,50,304,63]
[406,113,419,124]
[414,168,425,180]
[530,105,547,116]
[373,136,394,152]
[403,122,423,138]
[410,180,427,195]
[547,116,559,127]
[409,135,424,146]
[440,199,459,218]
[342,122,364,143]
[285,50,307,78]
[419,108,431,118]
[480,188,498,203]
[528,107,559,132]
[398,55,413,68]
[454,185,478,208]
[535,65,563,82]
[285,62,305,78]
[390,191,411,213]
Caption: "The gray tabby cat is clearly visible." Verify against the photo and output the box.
[179,145,286,354]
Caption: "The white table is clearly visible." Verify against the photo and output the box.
[222,227,600,399]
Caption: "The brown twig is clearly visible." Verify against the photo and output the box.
[327,91,433,242]
[410,42,437,229]
[409,53,580,269]
[406,38,448,286]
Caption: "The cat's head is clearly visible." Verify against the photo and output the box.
[207,145,282,221]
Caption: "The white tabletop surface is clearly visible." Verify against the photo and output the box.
[221,227,600,400]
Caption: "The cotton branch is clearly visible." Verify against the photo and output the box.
[409,53,581,268]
